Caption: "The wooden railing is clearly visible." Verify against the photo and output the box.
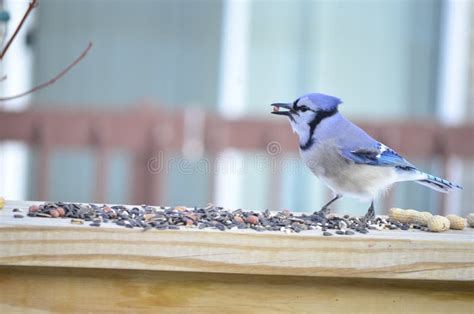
[0,105,473,213]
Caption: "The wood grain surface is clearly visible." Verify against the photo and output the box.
[0,266,473,313]
[1,200,473,281]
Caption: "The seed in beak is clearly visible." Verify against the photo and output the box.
[273,106,280,112]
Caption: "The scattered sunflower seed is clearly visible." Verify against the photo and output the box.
[19,201,422,235]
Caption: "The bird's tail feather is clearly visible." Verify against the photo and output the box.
[415,172,463,193]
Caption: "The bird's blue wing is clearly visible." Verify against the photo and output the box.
[340,143,415,169]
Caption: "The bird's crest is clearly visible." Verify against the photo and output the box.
[302,93,342,112]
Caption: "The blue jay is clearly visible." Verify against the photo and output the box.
[271,93,462,221]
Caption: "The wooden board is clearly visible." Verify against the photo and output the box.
[1,200,473,281]
[0,266,473,313]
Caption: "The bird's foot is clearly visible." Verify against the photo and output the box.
[362,204,375,223]
[316,206,331,217]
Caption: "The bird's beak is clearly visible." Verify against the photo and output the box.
[271,103,296,118]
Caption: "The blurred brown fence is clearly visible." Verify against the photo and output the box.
[0,106,473,213]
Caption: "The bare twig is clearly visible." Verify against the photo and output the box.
[0,41,93,101]
[0,0,38,60]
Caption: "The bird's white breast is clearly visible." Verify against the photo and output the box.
[300,140,398,199]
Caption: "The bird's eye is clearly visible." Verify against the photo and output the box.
[299,106,309,112]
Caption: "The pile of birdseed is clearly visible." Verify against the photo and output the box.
[13,201,421,236]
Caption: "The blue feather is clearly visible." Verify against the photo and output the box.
[302,93,342,111]
[340,143,415,169]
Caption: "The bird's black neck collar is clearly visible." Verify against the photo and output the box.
[300,108,338,151]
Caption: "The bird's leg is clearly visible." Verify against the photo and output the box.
[362,200,375,223]
[317,194,342,216]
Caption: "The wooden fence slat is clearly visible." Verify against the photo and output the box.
[0,108,472,211]
[35,121,51,200]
